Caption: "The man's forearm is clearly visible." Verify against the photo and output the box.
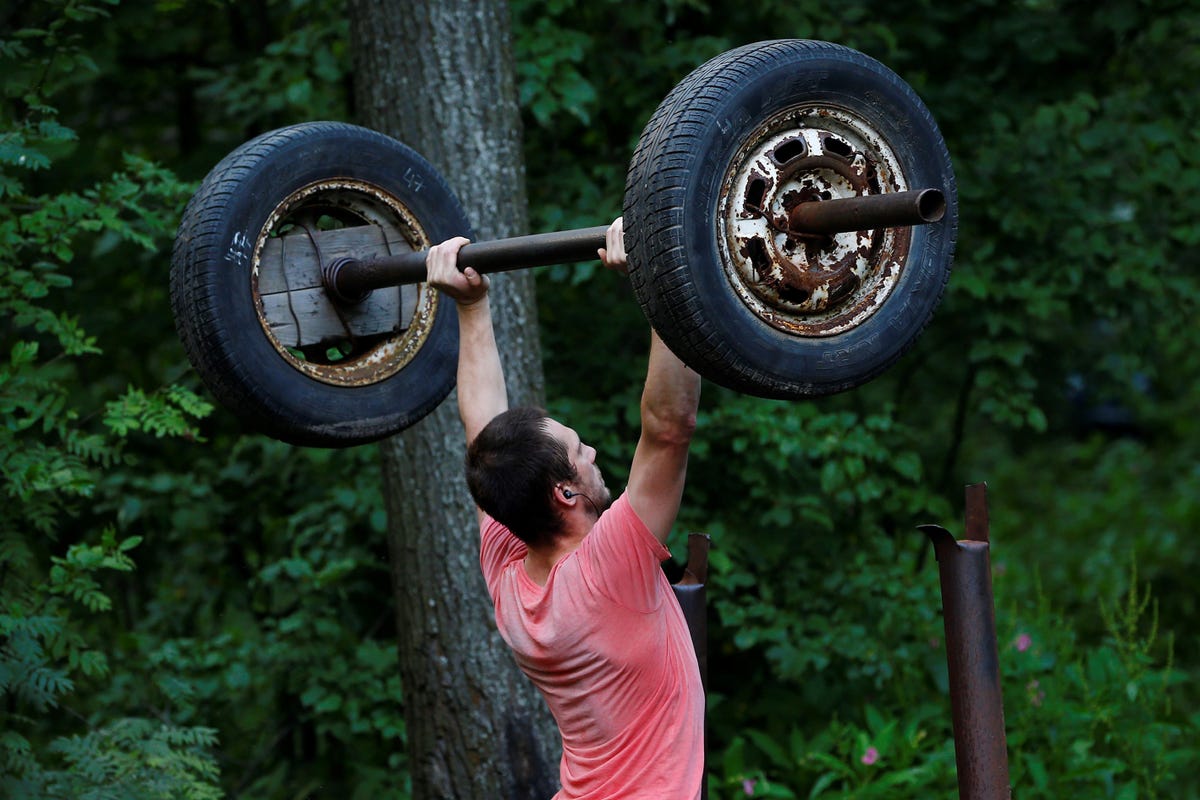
[641,330,700,442]
[456,297,508,443]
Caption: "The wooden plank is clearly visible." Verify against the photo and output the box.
[261,284,417,347]
[258,225,415,294]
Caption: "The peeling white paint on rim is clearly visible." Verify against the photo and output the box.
[718,105,913,338]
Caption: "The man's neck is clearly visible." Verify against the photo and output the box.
[522,514,594,586]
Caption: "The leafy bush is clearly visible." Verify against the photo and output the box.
[1002,565,1195,798]
[702,558,1197,799]
[1,3,216,796]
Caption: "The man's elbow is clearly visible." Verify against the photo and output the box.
[641,405,698,446]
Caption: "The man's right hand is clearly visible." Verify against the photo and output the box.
[426,236,489,306]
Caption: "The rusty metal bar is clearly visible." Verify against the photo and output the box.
[324,225,609,303]
[918,482,1011,800]
[788,188,945,236]
[324,188,946,304]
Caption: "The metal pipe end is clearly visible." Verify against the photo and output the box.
[787,187,949,236]
[918,523,958,560]
[322,256,372,306]
[916,189,947,223]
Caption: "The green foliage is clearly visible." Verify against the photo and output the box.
[187,0,349,126]
[702,565,1196,799]
[1000,565,1196,799]
[0,520,221,798]
[89,438,409,799]
[511,0,732,235]
[3,0,1197,797]
[922,4,1200,443]
[2,1,410,795]
[1,2,217,796]
[104,384,213,438]
[34,718,222,800]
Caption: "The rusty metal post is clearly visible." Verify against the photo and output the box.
[918,483,1011,800]
[672,532,711,800]
[672,533,711,691]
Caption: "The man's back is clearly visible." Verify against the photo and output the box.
[481,493,704,800]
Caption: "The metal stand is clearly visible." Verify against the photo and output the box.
[673,533,711,800]
[918,483,1012,800]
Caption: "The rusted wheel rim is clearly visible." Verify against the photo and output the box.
[250,180,441,387]
[718,105,915,338]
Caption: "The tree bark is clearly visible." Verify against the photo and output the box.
[347,1,560,798]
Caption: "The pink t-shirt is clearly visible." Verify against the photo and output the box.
[480,492,704,800]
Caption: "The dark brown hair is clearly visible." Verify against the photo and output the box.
[465,406,576,548]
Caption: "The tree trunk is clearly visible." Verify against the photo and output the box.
[347,1,560,798]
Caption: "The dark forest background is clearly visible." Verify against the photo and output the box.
[3,0,1198,797]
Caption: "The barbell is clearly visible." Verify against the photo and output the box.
[170,39,957,447]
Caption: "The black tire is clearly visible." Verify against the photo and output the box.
[170,122,468,447]
[624,40,957,398]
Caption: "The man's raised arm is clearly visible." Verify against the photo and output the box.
[602,220,703,545]
[425,238,507,445]
[626,331,701,545]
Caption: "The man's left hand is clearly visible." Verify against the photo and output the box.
[597,217,627,275]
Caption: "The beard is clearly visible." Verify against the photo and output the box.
[595,484,614,512]
[588,468,614,512]
[577,470,613,516]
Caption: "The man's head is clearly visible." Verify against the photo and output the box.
[466,406,610,548]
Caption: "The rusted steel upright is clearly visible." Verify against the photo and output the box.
[918,483,1011,800]
[672,533,711,800]
[672,534,710,688]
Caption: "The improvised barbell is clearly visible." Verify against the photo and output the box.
[170,39,957,447]
[320,189,945,304]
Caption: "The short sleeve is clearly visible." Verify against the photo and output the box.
[479,514,525,599]
[575,492,671,613]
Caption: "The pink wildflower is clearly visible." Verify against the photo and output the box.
[1015,633,1032,652]
[861,746,879,766]
[742,778,757,796]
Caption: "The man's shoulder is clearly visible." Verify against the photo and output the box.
[589,492,666,554]
[574,492,671,612]
[479,513,526,581]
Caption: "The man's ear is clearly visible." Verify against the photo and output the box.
[554,485,577,506]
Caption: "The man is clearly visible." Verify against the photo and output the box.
[425,218,705,799]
